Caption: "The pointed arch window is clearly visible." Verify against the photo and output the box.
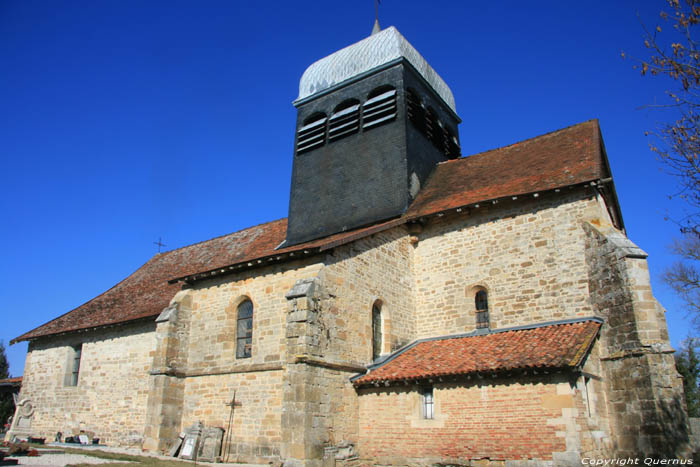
[328,99,360,142]
[363,85,397,130]
[372,302,383,360]
[475,290,489,329]
[296,113,327,154]
[236,299,254,359]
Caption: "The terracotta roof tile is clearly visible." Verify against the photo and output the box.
[406,119,606,217]
[0,377,22,385]
[352,319,602,387]
[13,120,609,343]
[11,219,289,343]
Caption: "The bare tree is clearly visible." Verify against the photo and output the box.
[627,1,700,318]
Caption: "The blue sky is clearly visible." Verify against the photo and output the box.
[0,0,690,376]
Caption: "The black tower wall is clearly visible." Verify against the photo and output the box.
[285,61,460,246]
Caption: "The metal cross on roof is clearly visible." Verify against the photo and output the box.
[154,237,166,253]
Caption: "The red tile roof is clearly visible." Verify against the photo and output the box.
[406,119,607,218]
[12,219,289,343]
[13,120,611,343]
[352,319,602,387]
[0,377,22,386]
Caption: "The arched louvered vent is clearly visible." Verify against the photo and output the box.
[328,99,360,142]
[363,86,397,130]
[296,113,327,155]
[406,88,425,131]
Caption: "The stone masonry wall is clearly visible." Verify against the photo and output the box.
[280,226,416,466]
[412,188,608,338]
[157,259,323,462]
[357,374,593,465]
[584,223,691,456]
[20,321,156,445]
[320,226,416,364]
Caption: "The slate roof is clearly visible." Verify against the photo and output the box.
[12,120,613,343]
[352,319,602,387]
[297,26,456,113]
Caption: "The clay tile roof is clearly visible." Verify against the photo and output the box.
[11,219,289,343]
[352,319,602,387]
[13,120,610,343]
[406,119,607,218]
[0,377,22,385]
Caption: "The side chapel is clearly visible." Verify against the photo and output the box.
[8,25,691,465]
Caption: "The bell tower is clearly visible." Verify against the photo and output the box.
[284,26,461,246]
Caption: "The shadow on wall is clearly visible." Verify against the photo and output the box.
[650,393,692,457]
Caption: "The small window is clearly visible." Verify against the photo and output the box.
[372,302,383,360]
[422,387,434,419]
[69,344,82,386]
[475,290,489,329]
[362,85,397,130]
[296,113,327,154]
[236,300,254,359]
[328,99,360,142]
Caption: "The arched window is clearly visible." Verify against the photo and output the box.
[372,302,383,360]
[475,290,489,329]
[296,112,327,154]
[363,85,397,130]
[328,99,360,142]
[236,299,254,358]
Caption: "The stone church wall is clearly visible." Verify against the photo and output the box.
[320,226,416,363]
[145,259,324,462]
[412,188,606,337]
[584,223,691,456]
[279,226,416,466]
[357,373,594,465]
[20,321,156,445]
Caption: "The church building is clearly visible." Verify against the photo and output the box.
[8,25,691,465]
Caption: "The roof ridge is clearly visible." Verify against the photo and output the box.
[160,217,288,256]
[438,119,599,167]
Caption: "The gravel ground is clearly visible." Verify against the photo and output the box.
[7,452,130,466]
[4,445,266,467]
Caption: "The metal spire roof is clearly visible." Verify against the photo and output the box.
[296,26,456,113]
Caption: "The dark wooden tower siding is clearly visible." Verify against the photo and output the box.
[285,31,462,246]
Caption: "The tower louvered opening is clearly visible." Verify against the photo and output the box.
[297,113,327,154]
[406,88,426,132]
[426,108,442,148]
[362,86,397,130]
[445,127,461,159]
[328,100,360,142]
